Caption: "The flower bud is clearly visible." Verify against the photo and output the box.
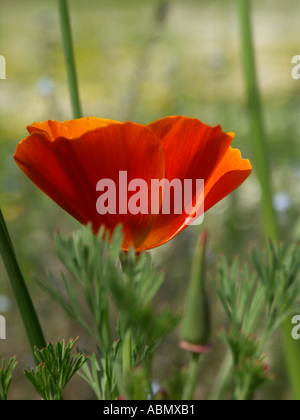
[180,230,211,349]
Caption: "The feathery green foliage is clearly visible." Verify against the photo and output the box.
[0,357,18,401]
[24,337,88,400]
[213,240,300,399]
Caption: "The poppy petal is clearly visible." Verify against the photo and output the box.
[14,121,165,250]
[27,117,120,141]
[203,146,252,212]
[139,116,240,250]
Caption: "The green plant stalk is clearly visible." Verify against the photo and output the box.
[144,354,154,400]
[211,352,232,400]
[57,0,82,119]
[282,327,300,400]
[181,231,210,400]
[0,209,46,356]
[238,0,300,400]
[100,303,113,353]
[238,0,279,242]
[182,352,201,400]
[120,261,133,375]
[122,330,132,373]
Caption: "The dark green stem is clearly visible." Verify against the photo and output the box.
[57,0,82,119]
[0,209,46,355]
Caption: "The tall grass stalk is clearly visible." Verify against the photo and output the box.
[0,209,46,357]
[57,0,82,119]
[238,0,300,400]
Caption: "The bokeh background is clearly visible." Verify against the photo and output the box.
[1,0,300,399]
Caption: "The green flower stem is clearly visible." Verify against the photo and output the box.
[0,209,46,356]
[281,328,300,400]
[101,303,113,353]
[211,353,232,400]
[238,0,300,400]
[180,231,210,400]
[57,0,82,119]
[120,260,133,375]
[182,352,201,400]
[122,330,132,373]
[238,0,279,241]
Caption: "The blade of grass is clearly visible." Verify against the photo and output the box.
[0,209,46,355]
[57,0,82,119]
[238,0,279,241]
[238,0,300,400]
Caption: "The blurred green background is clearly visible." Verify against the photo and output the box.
[1,0,300,399]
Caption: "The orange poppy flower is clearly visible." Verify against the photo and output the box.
[14,116,251,251]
